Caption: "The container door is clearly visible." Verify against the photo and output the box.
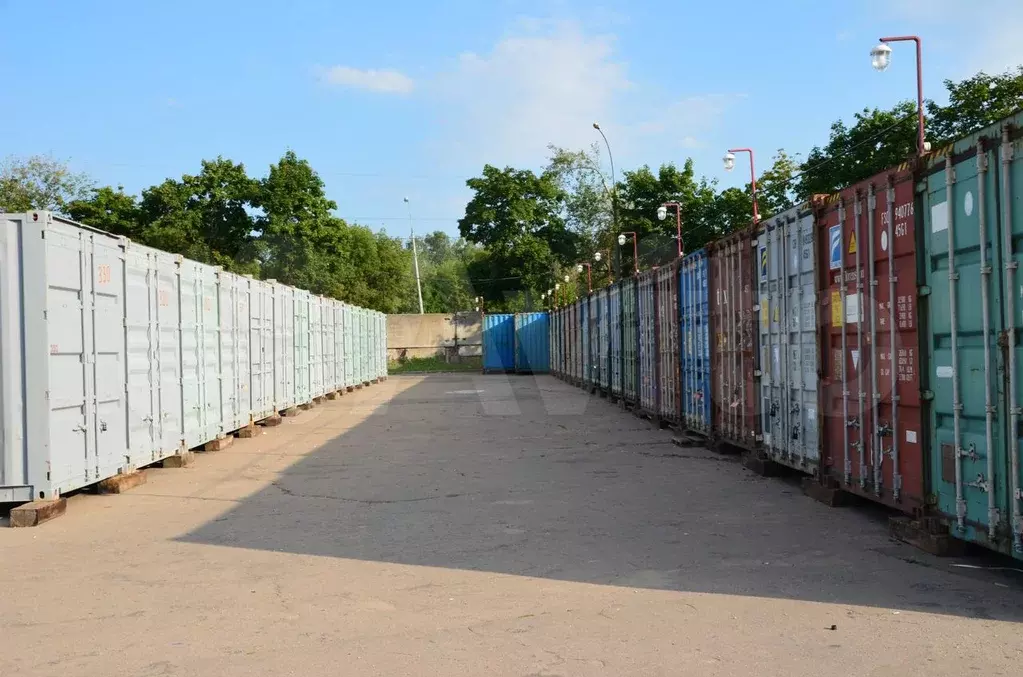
[792,212,820,467]
[124,248,159,464]
[1006,132,1023,555]
[294,292,310,402]
[218,274,239,431]
[180,264,204,447]
[680,251,711,434]
[657,265,679,423]
[157,256,182,451]
[483,314,515,371]
[926,142,1011,549]
[249,281,272,419]
[202,268,221,439]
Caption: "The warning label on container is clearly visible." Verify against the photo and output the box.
[829,225,842,270]
[760,244,768,282]
[848,230,857,255]
[831,290,842,326]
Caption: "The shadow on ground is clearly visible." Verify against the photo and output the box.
[178,373,1023,623]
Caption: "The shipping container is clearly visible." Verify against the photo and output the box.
[586,294,598,388]
[637,269,658,417]
[921,113,1023,557]
[308,295,324,397]
[217,271,252,433]
[709,228,758,450]
[596,288,611,391]
[571,301,580,383]
[323,299,338,392]
[515,312,550,373]
[122,243,185,466]
[621,277,639,404]
[0,213,132,502]
[656,262,681,425]
[755,204,820,473]
[816,165,925,511]
[248,277,277,420]
[679,249,711,435]
[609,283,623,397]
[483,313,515,372]
[341,303,354,390]
[181,259,223,447]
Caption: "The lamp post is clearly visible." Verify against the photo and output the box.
[593,122,620,279]
[576,262,592,294]
[871,36,927,155]
[555,282,561,307]
[723,149,760,224]
[618,232,638,274]
[657,202,684,258]
[403,197,425,314]
[594,250,613,283]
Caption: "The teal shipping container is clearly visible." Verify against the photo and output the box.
[514,312,550,373]
[921,111,1023,558]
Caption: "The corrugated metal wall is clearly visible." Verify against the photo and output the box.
[656,263,680,424]
[638,270,658,416]
[0,211,388,504]
[679,250,711,435]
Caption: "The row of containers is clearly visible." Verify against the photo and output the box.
[550,110,1023,561]
[0,211,388,506]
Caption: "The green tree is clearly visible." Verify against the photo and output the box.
[927,67,1023,143]
[459,164,578,305]
[0,154,93,214]
[616,159,721,264]
[65,185,143,238]
[140,157,260,271]
[795,102,918,200]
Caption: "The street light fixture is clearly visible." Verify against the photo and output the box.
[618,231,639,274]
[723,148,760,224]
[871,36,927,155]
[592,121,621,279]
[658,202,684,258]
[576,262,593,293]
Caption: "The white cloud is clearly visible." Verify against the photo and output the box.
[319,65,414,94]
[428,20,742,169]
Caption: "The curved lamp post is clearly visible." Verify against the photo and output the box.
[594,250,612,283]
[593,122,621,278]
[723,149,760,224]
[657,202,684,258]
[618,232,638,274]
[576,262,593,294]
[871,36,927,155]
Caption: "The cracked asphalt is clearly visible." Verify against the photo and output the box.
[2,373,1023,676]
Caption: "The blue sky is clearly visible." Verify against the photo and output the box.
[2,0,1021,239]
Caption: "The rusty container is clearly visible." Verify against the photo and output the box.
[709,228,759,450]
[656,261,681,425]
[815,165,925,512]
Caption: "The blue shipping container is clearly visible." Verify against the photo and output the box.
[679,250,711,434]
[483,313,515,372]
[515,312,550,373]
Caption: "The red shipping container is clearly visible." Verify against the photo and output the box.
[708,228,758,450]
[815,165,924,512]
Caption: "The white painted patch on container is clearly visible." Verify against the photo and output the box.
[845,292,862,323]
[906,430,918,443]
[931,201,949,233]
[851,350,860,369]
[880,230,888,252]
[936,365,953,378]
[964,191,974,217]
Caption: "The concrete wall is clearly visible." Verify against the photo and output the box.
[387,312,483,362]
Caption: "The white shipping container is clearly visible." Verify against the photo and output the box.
[755,204,820,471]
[309,295,324,397]
[247,277,276,420]
[0,212,130,501]
[218,271,251,432]
[123,243,184,466]
[272,282,296,410]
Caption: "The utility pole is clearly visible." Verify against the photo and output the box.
[404,197,424,314]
